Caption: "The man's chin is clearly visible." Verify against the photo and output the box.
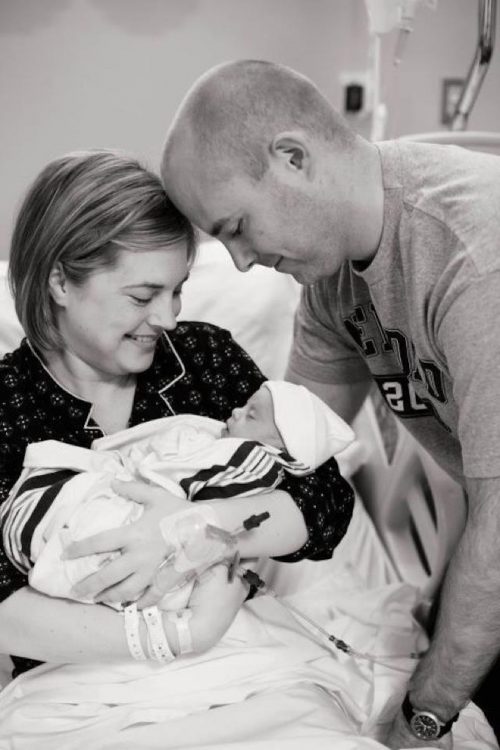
[290,269,320,286]
[274,259,319,285]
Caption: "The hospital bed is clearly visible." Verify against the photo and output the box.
[0,248,495,749]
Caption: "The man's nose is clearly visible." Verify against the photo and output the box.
[228,245,256,273]
[232,406,242,419]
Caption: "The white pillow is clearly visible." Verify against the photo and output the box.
[0,261,23,356]
[179,240,301,379]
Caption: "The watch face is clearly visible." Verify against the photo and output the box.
[410,712,441,740]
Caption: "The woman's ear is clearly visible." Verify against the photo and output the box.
[48,263,68,306]
[270,132,311,175]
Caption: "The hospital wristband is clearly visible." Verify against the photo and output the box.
[142,605,175,663]
[123,603,147,661]
[166,609,194,655]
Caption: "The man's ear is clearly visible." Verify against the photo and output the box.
[270,132,311,175]
[48,263,68,306]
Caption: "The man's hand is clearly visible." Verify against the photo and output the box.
[63,480,189,605]
[384,709,453,750]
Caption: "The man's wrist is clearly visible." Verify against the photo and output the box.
[409,685,462,722]
[402,692,459,741]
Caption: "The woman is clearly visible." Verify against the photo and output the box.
[0,149,353,678]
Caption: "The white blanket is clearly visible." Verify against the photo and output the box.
[2,415,311,610]
[0,499,496,750]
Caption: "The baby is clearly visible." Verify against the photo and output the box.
[2,381,354,610]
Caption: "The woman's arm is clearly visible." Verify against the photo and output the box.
[183,563,250,654]
[64,482,309,604]
[0,587,131,663]
[0,566,248,664]
[65,455,354,606]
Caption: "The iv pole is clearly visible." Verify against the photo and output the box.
[451,0,496,131]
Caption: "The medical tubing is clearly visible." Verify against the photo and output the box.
[239,567,426,669]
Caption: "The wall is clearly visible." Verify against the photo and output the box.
[0,0,499,258]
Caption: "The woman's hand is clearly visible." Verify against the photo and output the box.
[64,480,189,605]
[185,562,250,654]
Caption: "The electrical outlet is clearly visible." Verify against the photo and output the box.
[339,71,372,115]
[441,78,464,125]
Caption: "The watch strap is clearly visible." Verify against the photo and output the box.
[402,692,459,739]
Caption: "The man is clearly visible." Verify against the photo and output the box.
[161,59,500,749]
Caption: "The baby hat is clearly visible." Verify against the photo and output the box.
[262,380,355,469]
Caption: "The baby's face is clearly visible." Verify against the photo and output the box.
[225,386,283,447]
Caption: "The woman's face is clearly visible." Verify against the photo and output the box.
[54,242,189,379]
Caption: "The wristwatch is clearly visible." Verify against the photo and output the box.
[402,693,459,740]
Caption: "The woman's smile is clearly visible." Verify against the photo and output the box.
[126,333,160,347]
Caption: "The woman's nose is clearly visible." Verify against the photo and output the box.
[147,300,177,331]
[232,406,242,419]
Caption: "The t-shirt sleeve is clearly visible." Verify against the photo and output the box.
[207,325,355,561]
[287,281,371,385]
[438,271,500,478]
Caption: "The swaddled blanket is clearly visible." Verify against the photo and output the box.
[1,415,309,608]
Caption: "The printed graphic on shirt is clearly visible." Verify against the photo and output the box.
[343,302,450,430]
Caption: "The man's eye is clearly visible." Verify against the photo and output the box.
[231,220,243,238]
[173,287,183,297]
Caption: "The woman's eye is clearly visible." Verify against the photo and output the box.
[130,296,152,306]
[173,287,183,298]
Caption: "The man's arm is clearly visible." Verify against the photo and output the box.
[386,474,500,748]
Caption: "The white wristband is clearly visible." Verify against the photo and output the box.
[123,603,147,661]
[166,609,194,655]
[142,605,175,663]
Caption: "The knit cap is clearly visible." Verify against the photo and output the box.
[261,380,355,469]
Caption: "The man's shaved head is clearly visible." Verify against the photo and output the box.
[159,60,381,285]
[162,59,355,182]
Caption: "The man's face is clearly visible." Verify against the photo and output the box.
[163,152,349,285]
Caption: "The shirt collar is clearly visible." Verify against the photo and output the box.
[21,331,187,432]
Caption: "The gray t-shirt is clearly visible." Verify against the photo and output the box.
[288,140,500,483]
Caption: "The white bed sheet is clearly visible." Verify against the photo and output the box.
[0,497,496,750]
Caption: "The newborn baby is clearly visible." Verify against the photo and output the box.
[2,381,355,610]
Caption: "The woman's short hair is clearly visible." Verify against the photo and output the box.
[9,149,196,352]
